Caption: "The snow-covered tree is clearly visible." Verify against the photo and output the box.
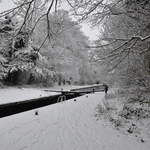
[67,0,150,87]
[33,9,92,84]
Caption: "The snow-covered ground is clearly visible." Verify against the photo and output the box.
[0,87,57,104]
[0,88,150,150]
[0,85,82,104]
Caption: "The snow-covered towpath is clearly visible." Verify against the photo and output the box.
[0,91,150,150]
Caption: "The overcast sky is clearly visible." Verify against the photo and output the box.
[0,0,99,41]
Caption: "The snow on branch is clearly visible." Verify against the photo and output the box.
[91,34,150,69]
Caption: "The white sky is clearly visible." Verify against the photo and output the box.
[81,23,99,41]
[0,0,99,41]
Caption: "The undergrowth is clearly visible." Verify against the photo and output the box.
[95,87,150,142]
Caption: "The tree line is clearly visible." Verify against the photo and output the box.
[0,0,101,86]
[0,0,150,89]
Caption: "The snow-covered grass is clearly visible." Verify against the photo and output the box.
[95,88,150,144]
[0,85,84,104]
[0,87,150,150]
[0,87,57,104]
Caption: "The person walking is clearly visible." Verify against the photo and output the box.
[103,84,109,94]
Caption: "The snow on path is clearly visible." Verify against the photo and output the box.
[0,92,150,150]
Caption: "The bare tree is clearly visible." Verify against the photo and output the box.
[65,0,150,87]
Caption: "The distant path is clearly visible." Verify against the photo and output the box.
[0,92,150,150]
